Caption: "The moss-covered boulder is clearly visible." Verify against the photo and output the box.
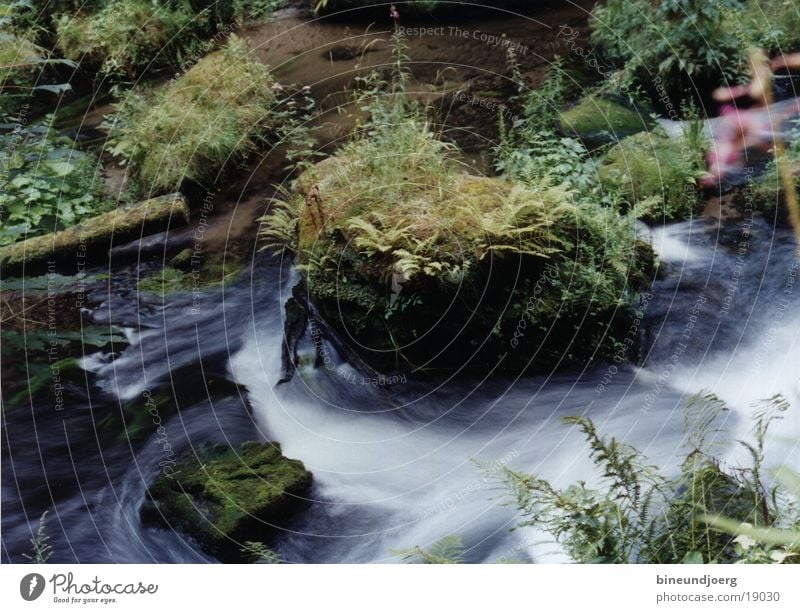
[598,131,706,222]
[55,0,195,78]
[264,113,653,376]
[558,94,655,148]
[141,441,312,561]
[107,35,277,194]
[0,193,189,275]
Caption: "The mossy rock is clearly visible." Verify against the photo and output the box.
[137,257,245,296]
[0,193,189,275]
[282,116,653,375]
[141,441,312,561]
[111,35,277,194]
[558,94,655,148]
[598,131,704,222]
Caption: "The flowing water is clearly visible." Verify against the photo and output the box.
[3,4,799,564]
[3,215,797,563]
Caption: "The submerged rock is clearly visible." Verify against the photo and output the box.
[141,441,312,562]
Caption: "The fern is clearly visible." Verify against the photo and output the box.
[392,535,465,564]
[22,511,53,564]
[498,394,798,564]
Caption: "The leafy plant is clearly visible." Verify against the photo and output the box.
[591,0,745,107]
[240,541,283,563]
[55,0,200,80]
[392,535,466,564]
[0,117,110,246]
[499,393,798,564]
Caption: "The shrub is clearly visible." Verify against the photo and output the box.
[726,0,800,56]
[590,0,744,107]
[500,393,798,564]
[106,35,277,194]
[598,129,707,222]
[0,30,76,118]
[0,118,110,246]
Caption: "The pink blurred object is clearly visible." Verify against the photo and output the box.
[702,97,800,186]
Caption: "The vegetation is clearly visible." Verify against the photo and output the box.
[137,258,245,295]
[0,193,188,273]
[22,511,54,563]
[106,36,278,194]
[591,1,800,109]
[262,42,654,374]
[500,393,799,564]
[0,118,110,247]
[55,0,198,79]
[598,128,707,222]
[396,395,798,564]
[591,0,743,106]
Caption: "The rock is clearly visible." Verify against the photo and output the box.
[0,193,189,276]
[286,129,653,375]
[141,441,312,562]
[558,94,655,149]
[598,131,704,222]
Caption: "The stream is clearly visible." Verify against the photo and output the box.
[2,3,799,564]
[2,216,797,563]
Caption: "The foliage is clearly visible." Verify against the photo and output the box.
[0,27,77,118]
[725,0,800,56]
[136,259,245,295]
[240,541,283,563]
[590,0,745,106]
[105,35,278,194]
[500,393,799,564]
[392,535,466,564]
[261,37,654,373]
[22,511,53,563]
[0,117,110,246]
[55,0,199,79]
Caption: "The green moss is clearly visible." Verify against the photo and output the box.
[558,95,654,147]
[0,193,189,274]
[137,258,245,296]
[599,131,706,222]
[107,35,277,194]
[142,441,311,560]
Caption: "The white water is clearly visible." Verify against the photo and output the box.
[229,308,689,562]
[225,220,799,563]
